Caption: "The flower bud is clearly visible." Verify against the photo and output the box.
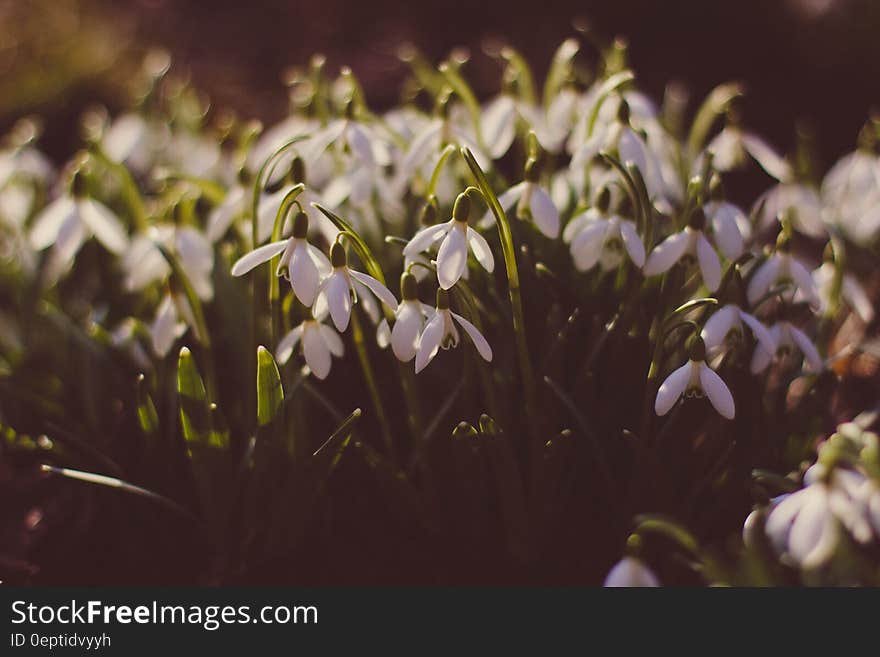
[330,241,347,268]
[452,192,471,223]
[400,272,418,300]
[292,211,309,239]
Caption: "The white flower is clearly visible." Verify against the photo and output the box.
[754,182,825,238]
[403,192,495,290]
[603,557,660,587]
[643,212,722,293]
[514,87,579,155]
[313,242,397,332]
[101,113,153,174]
[705,123,791,181]
[149,292,189,357]
[655,337,735,419]
[746,243,820,308]
[750,319,823,374]
[397,110,490,182]
[124,224,214,301]
[414,289,492,373]
[820,147,880,246]
[231,212,331,307]
[703,199,748,260]
[762,465,871,570]
[701,304,777,357]
[377,273,434,362]
[29,175,129,283]
[275,314,344,380]
[483,170,561,239]
[565,189,644,272]
[812,261,874,324]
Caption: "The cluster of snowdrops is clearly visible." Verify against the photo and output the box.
[1,40,879,586]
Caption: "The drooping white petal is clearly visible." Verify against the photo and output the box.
[319,324,345,357]
[303,324,332,379]
[289,242,320,306]
[654,361,692,416]
[307,244,332,277]
[698,362,735,419]
[482,95,518,159]
[569,220,609,271]
[451,311,492,362]
[400,119,442,176]
[788,259,820,308]
[391,303,423,362]
[643,230,690,277]
[323,271,353,332]
[78,199,129,254]
[750,324,781,374]
[618,219,646,267]
[788,488,837,569]
[708,202,745,260]
[275,325,304,364]
[842,275,875,323]
[741,133,792,182]
[789,325,823,372]
[746,257,781,305]
[231,240,288,276]
[151,294,184,357]
[466,227,495,273]
[376,318,391,349]
[352,279,380,325]
[562,209,595,243]
[695,233,721,292]
[739,311,778,356]
[603,557,660,587]
[43,212,88,284]
[301,119,346,166]
[528,185,560,238]
[349,269,398,310]
[764,492,801,555]
[436,225,468,290]
[176,226,213,277]
[30,197,77,250]
[480,182,526,228]
[206,185,244,241]
[402,221,451,257]
[346,122,377,167]
[414,313,444,373]
[701,305,739,351]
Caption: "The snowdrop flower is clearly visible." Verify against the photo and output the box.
[275,311,344,380]
[750,315,824,374]
[314,242,397,332]
[754,182,825,238]
[643,209,722,293]
[565,187,645,272]
[762,465,871,569]
[603,557,660,587]
[124,223,214,301]
[746,236,819,308]
[703,180,749,260]
[482,159,560,238]
[377,273,434,362]
[29,171,129,281]
[206,169,251,242]
[414,289,492,373]
[100,112,154,174]
[516,88,579,155]
[655,336,735,419]
[820,144,880,246]
[705,118,791,181]
[403,192,495,290]
[481,93,518,160]
[300,105,391,172]
[812,260,874,324]
[149,292,189,357]
[701,303,777,358]
[231,211,331,307]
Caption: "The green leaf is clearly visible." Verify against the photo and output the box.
[586,70,635,138]
[135,373,159,437]
[687,82,744,158]
[256,346,284,427]
[177,347,216,446]
[632,513,702,555]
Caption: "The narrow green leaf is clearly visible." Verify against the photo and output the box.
[687,82,744,158]
[256,346,284,427]
[177,346,214,446]
[135,373,159,437]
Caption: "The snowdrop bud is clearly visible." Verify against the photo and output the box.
[292,211,309,239]
[71,169,87,198]
[289,156,306,185]
[236,166,251,187]
[330,241,347,268]
[400,272,418,300]
[436,287,450,310]
[616,98,631,126]
[524,156,541,183]
[687,334,707,362]
[452,192,471,223]
[688,207,707,231]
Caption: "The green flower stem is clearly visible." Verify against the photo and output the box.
[89,147,148,231]
[427,144,457,197]
[462,147,539,446]
[349,309,395,458]
[268,184,305,343]
[499,46,537,105]
[439,62,485,151]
